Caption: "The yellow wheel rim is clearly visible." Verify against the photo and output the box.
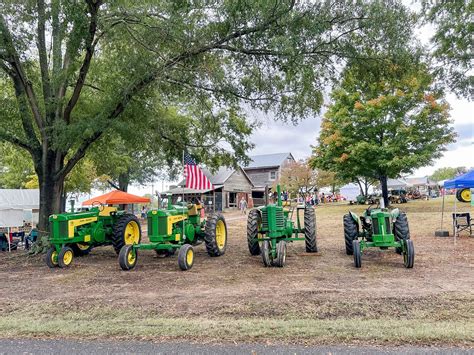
[63,250,73,266]
[77,243,90,251]
[127,249,136,265]
[215,220,226,250]
[461,189,471,202]
[124,221,140,244]
[51,251,58,265]
[186,248,194,266]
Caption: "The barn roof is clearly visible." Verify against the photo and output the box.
[245,153,294,169]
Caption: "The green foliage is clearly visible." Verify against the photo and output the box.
[279,160,317,196]
[311,56,456,196]
[421,1,474,99]
[0,142,36,188]
[430,166,468,182]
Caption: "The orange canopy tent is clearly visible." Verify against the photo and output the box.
[82,190,150,206]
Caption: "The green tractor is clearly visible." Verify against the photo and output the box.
[247,185,317,267]
[118,197,227,271]
[343,204,414,268]
[46,204,141,268]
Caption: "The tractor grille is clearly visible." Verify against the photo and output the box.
[158,216,168,235]
[385,217,391,234]
[372,220,380,235]
[59,221,68,237]
[147,216,154,236]
[262,210,268,229]
[275,210,285,229]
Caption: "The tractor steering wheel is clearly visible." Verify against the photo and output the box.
[91,201,105,212]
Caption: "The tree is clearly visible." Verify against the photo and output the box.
[421,1,474,99]
[315,170,346,194]
[279,160,317,196]
[311,56,456,206]
[0,1,423,231]
[430,166,468,182]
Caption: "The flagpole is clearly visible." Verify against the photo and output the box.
[182,150,186,241]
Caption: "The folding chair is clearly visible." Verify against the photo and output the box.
[452,213,473,237]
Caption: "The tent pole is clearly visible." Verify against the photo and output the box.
[454,189,457,245]
[7,227,11,252]
[440,189,445,231]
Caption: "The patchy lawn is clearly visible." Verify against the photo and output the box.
[0,197,472,346]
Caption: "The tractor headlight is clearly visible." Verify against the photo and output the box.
[365,217,371,224]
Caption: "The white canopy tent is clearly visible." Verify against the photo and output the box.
[0,189,40,251]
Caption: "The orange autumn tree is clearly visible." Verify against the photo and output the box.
[311,56,456,206]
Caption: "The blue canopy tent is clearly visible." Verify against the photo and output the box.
[444,169,474,189]
[438,170,474,238]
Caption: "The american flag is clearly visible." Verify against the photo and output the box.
[184,152,213,190]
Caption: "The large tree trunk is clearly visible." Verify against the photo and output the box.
[36,152,65,235]
[118,170,130,192]
[379,175,389,207]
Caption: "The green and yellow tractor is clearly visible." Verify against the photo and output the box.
[343,205,414,268]
[118,197,227,271]
[247,185,317,267]
[46,204,141,268]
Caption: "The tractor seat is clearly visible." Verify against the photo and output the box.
[187,204,199,216]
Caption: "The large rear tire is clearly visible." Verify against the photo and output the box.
[247,209,261,256]
[204,213,227,257]
[304,208,318,252]
[71,243,93,256]
[456,188,471,203]
[344,214,358,255]
[393,212,410,254]
[112,214,141,254]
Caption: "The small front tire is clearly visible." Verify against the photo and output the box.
[353,240,361,268]
[119,245,138,271]
[58,246,74,268]
[45,247,59,268]
[261,240,272,267]
[403,240,415,269]
[178,244,194,271]
[274,241,287,267]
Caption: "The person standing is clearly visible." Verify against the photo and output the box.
[239,197,248,214]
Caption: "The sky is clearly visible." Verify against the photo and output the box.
[125,5,473,197]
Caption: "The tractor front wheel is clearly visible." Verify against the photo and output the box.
[403,240,415,268]
[456,188,471,203]
[119,245,138,271]
[304,208,318,252]
[261,240,273,267]
[274,241,287,267]
[45,247,59,268]
[112,214,142,254]
[58,246,74,268]
[178,244,194,271]
[247,209,262,255]
[204,213,227,257]
[394,212,410,255]
[353,240,361,268]
[343,214,358,255]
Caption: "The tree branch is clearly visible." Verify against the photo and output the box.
[36,0,52,116]
[63,0,101,124]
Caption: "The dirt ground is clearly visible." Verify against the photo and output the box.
[0,197,472,346]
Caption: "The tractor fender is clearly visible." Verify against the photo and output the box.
[349,211,359,224]
[391,208,401,220]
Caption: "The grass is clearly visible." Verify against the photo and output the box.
[0,305,472,345]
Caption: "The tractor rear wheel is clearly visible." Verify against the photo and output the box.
[119,245,138,271]
[45,247,58,268]
[155,248,175,258]
[261,240,273,267]
[58,246,74,268]
[393,212,410,255]
[247,209,261,255]
[71,243,93,256]
[204,213,227,257]
[344,214,358,255]
[304,208,318,252]
[456,188,471,203]
[403,240,415,268]
[178,244,194,271]
[274,241,287,267]
[112,214,141,254]
[353,240,361,268]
